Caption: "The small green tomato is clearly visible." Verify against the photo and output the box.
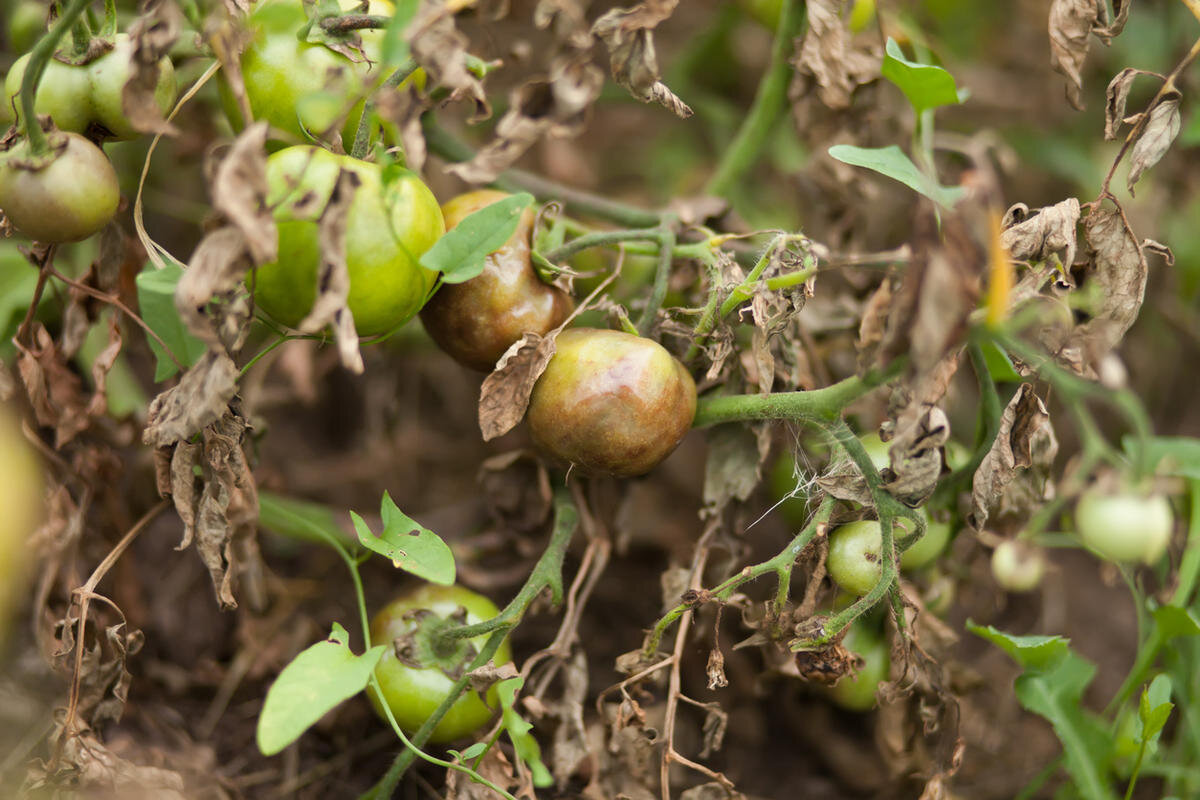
[1075,488,1174,565]
[827,513,952,595]
[990,540,1046,593]
[827,623,890,712]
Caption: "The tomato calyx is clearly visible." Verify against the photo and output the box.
[50,36,114,67]
[389,605,480,679]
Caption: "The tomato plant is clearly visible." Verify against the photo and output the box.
[250,146,444,336]
[1075,487,1174,565]
[0,131,120,242]
[420,190,573,371]
[526,328,696,477]
[369,583,512,743]
[4,34,176,140]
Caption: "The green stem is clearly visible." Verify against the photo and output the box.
[705,0,807,197]
[545,227,664,263]
[422,117,664,228]
[637,226,676,335]
[239,334,294,377]
[350,60,416,161]
[20,0,92,155]
[692,361,903,428]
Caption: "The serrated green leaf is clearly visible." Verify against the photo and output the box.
[979,339,1022,383]
[419,193,534,284]
[827,144,964,209]
[381,0,418,66]
[1123,435,1200,480]
[135,262,207,382]
[1151,605,1200,638]
[497,677,552,788]
[966,621,1070,671]
[350,492,455,585]
[256,623,386,756]
[881,38,962,114]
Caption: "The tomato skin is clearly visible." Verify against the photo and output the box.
[827,623,890,712]
[526,328,697,477]
[1075,489,1174,564]
[991,540,1045,593]
[251,146,444,336]
[0,404,42,644]
[4,35,176,140]
[826,514,950,595]
[420,190,574,372]
[228,0,389,149]
[369,584,512,743]
[0,132,120,242]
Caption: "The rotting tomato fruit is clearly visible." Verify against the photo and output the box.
[4,34,176,140]
[826,513,951,595]
[420,190,574,372]
[526,328,696,478]
[0,131,120,242]
[0,404,41,644]
[1075,487,1174,565]
[226,0,391,149]
[369,583,512,743]
[249,146,444,336]
[826,622,890,712]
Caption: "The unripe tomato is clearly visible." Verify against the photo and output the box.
[4,34,176,140]
[526,328,696,477]
[420,190,574,372]
[6,1,45,55]
[1075,488,1173,565]
[0,404,42,644]
[858,432,890,471]
[990,540,1045,593]
[0,132,120,242]
[250,146,444,336]
[826,514,952,595]
[827,623,890,712]
[226,0,391,149]
[369,584,512,743]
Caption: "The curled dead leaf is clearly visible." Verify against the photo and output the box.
[591,0,692,118]
[478,331,559,441]
[793,0,882,110]
[1048,0,1100,110]
[1127,91,1181,195]
[968,384,1057,531]
[1000,197,1080,270]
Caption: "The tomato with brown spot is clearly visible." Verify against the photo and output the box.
[526,328,696,477]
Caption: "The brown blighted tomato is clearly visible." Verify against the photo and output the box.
[526,328,696,477]
[420,190,573,372]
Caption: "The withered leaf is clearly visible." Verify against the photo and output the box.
[549,649,591,784]
[1000,197,1080,269]
[35,728,188,800]
[1127,92,1181,195]
[702,422,769,513]
[479,331,558,441]
[591,1,692,118]
[143,350,239,448]
[1104,67,1144,141]
[1072,204,1147,357]
[408,0,490,121]
[883,403,950,508]
[178,228,254,351]
[1048,0,1101,110]
[16,324,91,448]
[793,0,882,110]
[374,84,427,174]
[83,313,124,421]
[466,661,519,696]
[120,0,182,137]
[212,122,275,264]
[968,384,1056,531]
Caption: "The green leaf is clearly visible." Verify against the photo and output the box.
[827,144,964,209]
[256,623,386,756]
[1123,435,1200,480]
[969,622,1113,799]
[1150,605,1200,638]
[881,38,962,114]
[350,492,455,585]
[135,262,206,382]
[419,193,534,284]
[496,677,552,788]
[381,0,418,66]
[1137,674,1173,750]
[979,340,1023,383]
[448,741,489,762]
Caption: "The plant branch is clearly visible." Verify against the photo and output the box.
[20,0,93,155]
[705,0,807,197]
[637,225,677,335]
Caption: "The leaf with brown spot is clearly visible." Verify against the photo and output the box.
[883,403,950,508]
[374,84,427,174]
[16,324,91,448]
[408,0,490,121]
[793,0,882,110]
[121,0,182,136]
[703,422,769,513]
[143,350,239,448]
[212,122,275,264]
[1000,198,1080,269]
[968,384,1056,531]
[1071,204,1148,359]
[1048,0,1101,110]
[1127,92,1181,195]
[1103,67,1155,141]
[591,0,692,118]
[479,331,558,441]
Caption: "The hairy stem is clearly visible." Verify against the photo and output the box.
[637,226,677,335]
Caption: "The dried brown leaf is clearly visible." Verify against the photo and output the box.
[1127,92,1181,194]
[1104,67,1144,140]
[793,0,882,109]
[16,324,91,448]
[1000,198,1080,269]
[591,1,692,118]
[30,727,188,800]
[446,746,522,800]
[178,227,254,351]
[883,404,950,508]
[408,0,490,120]
[968,384,1055,531]
[479,331,558,441]
[1072,204,1148,357]
[143,350,239,447]
[374,84,427,174]
[549,649,591,784]
[212,122,275,264]
[703,422,769,513]
[121,0,182,136]
[1048,0,1101,110]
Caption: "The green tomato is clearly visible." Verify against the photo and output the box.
[899,516,952,570]
[0,404,41,645]
[6,1,45,61]
[827,623,890,712]
[1075,488,1174,565]
[4,34,176,140]
[420,190,573,371]
[226,0,391,150]
[858,432,890,471]
[0,131,120,242]
[250,146,444,336]
[369,584,512,743]
[827,514,951,595]
[526,328,697,477]
[990,540,1045,593]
